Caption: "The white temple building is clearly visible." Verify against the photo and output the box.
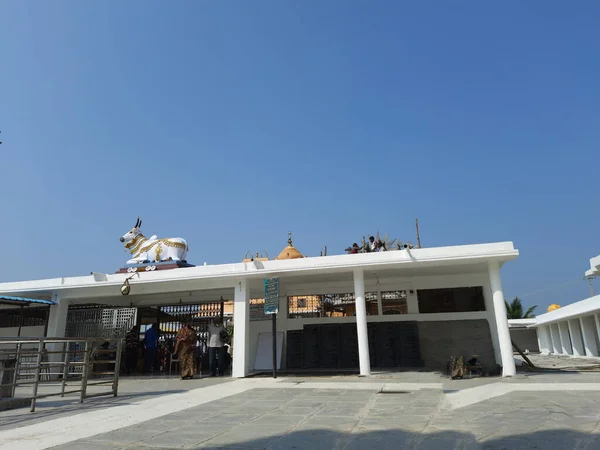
[534,254,600,358]
[0,235,520,377]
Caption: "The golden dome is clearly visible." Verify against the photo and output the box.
[547,304,561,312]
[275,233,304,260]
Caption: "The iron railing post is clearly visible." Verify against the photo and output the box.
[30,339,44,413]
[80,339,90,403]
[113,339,123,397]
[60,341,70,397]
[0,337,122,411]
[12,342,22,397]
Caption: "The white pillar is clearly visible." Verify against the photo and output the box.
[46,293,69,338]
[488,261,516,377]
[406,290,419,314]
[45,293,70,378]
[595,314,600,346]
[483,282,502,365]
[568,319,585,356]
[546,325,554,354]
[558,321,572,355]
[550,324,562,354]
[537,325,552,355]
[353,269,371,376]
[232,280,250,378]
[580,316,599,357]
[376,290,383,316]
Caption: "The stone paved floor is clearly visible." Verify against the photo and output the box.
[4,373,600,449]
[49,388,600,449]
[0,376,234,432]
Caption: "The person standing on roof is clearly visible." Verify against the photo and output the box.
[369,236,377,252]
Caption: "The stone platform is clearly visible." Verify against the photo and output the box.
[115,261,195,274]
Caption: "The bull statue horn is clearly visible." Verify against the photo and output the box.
[134,217,140,228]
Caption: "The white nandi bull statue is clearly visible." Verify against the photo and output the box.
[120,217,189,264]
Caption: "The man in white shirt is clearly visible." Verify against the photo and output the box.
[208,318,227,376]
[369,236,377,252]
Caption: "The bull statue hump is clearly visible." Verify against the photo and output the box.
[119,217,188,264]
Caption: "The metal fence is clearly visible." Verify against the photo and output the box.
[66,306,137,339]
[0,337,123,412]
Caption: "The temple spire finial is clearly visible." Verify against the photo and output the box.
[288,231,293,246]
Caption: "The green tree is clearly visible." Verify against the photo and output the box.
[505,297,537,319]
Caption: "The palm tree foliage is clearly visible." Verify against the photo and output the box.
[505,297,537,319]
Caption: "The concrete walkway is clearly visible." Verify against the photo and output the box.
[2,372,600,449]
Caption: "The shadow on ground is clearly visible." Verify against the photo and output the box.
[191,429,599,450]
[54,428,600,449]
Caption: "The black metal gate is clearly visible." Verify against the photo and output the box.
[155,302,225,346]
[66,305,137,339]
[141,301,226,374]
[65,301,226,375]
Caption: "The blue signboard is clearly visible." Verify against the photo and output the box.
[264,277,279,315]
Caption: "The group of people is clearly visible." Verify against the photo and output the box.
[124,323,160,374]
[346,235,414,254]
[347,236,387,254]
[174,318,230,379]
[124,318,230,380]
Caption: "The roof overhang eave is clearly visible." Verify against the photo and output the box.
[0,244,519,299]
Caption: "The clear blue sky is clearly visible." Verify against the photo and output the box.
[1,1,599,313]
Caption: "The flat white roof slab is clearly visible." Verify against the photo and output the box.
[0,242,518,301]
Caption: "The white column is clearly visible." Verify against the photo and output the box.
[568,319,585,356]
[595,314,600,345]
[546,325,555,354]
[550,324,562,354]
[488,261,516,377]
[558,321,572,355]
[580,316,599,357]
[376,290,383,316]
[46,293,70,378]
[277,288,288,370]
[483,282,502,365]
[537,325,552,355]
[46,293,69,338]
[353,269,371,376]
[406,290,419,314]
[232,280,250,378]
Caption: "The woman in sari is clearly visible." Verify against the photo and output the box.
[174,322,197,380]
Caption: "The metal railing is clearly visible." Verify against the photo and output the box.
[0,337,123,412]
